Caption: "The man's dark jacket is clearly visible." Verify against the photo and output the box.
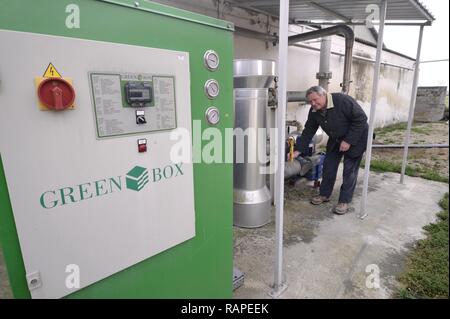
[296,93,369,158]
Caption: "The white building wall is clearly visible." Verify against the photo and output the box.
[153,0,416,128]
[235,32,416,129]
[353,25,377,43]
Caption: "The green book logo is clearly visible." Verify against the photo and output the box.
[126,166,149,191]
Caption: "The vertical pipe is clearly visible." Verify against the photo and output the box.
[272,0,289,297]
[400,25,425,184]
[359,0,387,219]
[341,31,354,94]
[318,37,332,91]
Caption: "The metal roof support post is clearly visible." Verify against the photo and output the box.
[359,0,387,219]
[270,0,289,298]
[400,25,424,184]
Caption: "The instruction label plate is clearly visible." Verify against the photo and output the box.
[90,72,177,138]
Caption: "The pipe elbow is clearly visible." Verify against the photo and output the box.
[336,24,355,42]
[287,25,355,93]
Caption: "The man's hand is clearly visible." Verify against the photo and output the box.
[287,150,301,161]
[339,140,351,152]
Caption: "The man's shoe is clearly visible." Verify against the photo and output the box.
[334,203,349,215]
[311,195,330,205]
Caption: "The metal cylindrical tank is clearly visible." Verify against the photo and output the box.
[233,59,275,228]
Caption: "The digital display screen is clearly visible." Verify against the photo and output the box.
[125,82,153,106]
[129,91,144,98]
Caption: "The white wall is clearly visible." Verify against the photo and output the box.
[234,31,416,129]
[153,0,416,129]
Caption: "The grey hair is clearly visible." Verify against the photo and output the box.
[306,86,327,97]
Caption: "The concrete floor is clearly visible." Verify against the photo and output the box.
[233,168,448,299]
[0,243,13,299]
[0,169,447,299]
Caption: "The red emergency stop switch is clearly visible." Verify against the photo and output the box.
[37,77,75,111]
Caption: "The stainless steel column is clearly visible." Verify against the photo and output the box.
[233,59,275,228]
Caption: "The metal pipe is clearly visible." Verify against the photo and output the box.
[294,21,431,26]
[287,91,307,102]
[285,120,302,132]
[401,25,425,184]
[284,160,303,179]
[373,144,448,148]
[318,37,332,90]
[271,0,289,298]
[234,26,278,42]
[420,59,449,64]
[360,0,387,219]
[233,60,275,229]
[291,43,414,71]
[288,24,354,93]
[284,155,322,179]
[235,26,413,71]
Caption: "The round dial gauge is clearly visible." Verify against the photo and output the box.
[203,50,220,71]
[205,106,220,125]
[204,79,220,99]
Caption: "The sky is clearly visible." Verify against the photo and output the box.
[382,0,449,88]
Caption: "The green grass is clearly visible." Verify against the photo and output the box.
[369,121,448,183]
[411,127,430,135]
[375,122,432,138]
[361,159,449,183]
[421,171,450,183]
[396,193,449,299]
[375,122,407,135]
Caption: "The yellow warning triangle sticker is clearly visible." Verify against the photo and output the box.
[43,63,62,78]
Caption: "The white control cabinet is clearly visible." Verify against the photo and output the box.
[0,30,195,299]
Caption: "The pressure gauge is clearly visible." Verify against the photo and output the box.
[203,50,220,71]
[205,106,220,125]
[204,79,220,99]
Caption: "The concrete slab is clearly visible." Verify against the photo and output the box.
[0,168,447,299]
[0,243,13,299]
[233,168,448,299]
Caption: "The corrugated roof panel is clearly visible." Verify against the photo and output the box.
[231,0,434,24]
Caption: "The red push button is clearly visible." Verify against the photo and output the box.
[138,144,147,153]
[137,139,147,153]
[37,77,75,111]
